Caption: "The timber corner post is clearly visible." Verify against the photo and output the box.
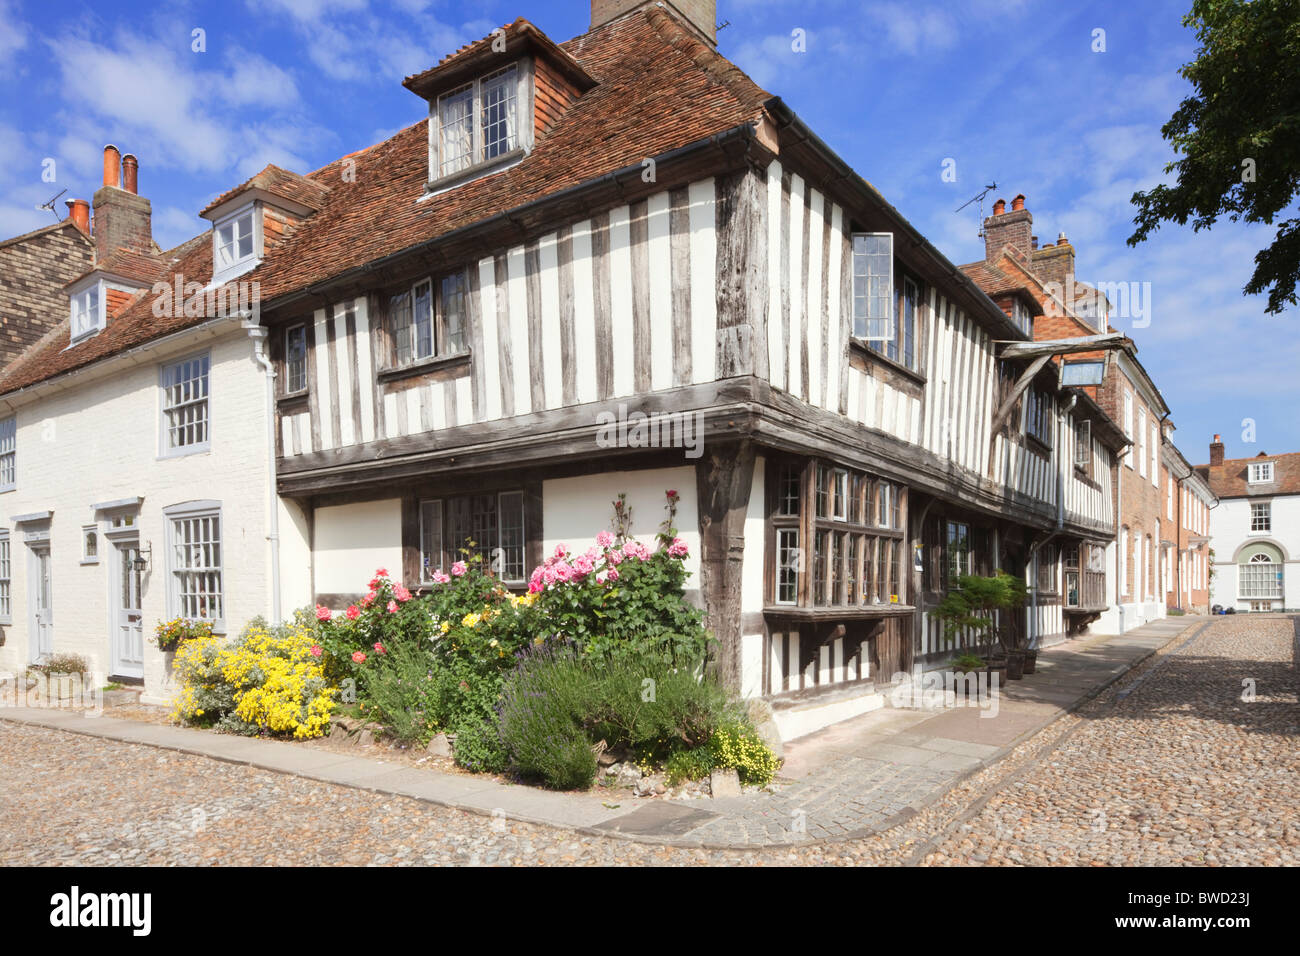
[694,437,756,693]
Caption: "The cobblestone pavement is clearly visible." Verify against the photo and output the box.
[0,615,1294,865]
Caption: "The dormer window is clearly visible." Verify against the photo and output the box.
[212,204,261,284]
[1249,461,1274,483]
[433,63,525,185]
[1012,297,1032,336]
[70,282,104,341]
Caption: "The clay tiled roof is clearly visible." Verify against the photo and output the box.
[199,163,332,217]
[1198,451,1300,500]
[63,246,169,290]
[0,234,210,394]
[253,7,769,302]
[0,6,768,398]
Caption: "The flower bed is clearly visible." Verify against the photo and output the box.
[172,490,780,790]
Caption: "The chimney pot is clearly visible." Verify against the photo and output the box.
[102,144,121,189]
[65,198,91,235]
[122,153,139,194]
[1011,193,1026,212]
[1057,230,1068,245]
[992,198,1006,216]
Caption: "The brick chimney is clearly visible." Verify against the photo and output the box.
[592,0,716,44]
[983,193,1033,263]
[1210,434,1224,467]
[92,144,153,263]
[1032,230,1075,293]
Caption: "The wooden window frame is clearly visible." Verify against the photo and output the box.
[386,268,470,371]
[417,490,529,586]
[765,457,908,610]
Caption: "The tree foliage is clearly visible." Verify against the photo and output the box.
[1128,0,1300,314]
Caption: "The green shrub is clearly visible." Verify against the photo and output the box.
[452,715,508,774]
[497,646,599,789]
[709,723,780,786]
[584,661,728,760]
[356,635,442,744]
[664,747,714,786]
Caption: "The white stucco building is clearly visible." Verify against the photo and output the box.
[1201,436,1300,613]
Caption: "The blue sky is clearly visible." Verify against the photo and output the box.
[1,0,1292,465]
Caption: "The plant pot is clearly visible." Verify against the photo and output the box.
[986,660,1008,685]
[1022,650,1038,674]
[1006,650,1025,680]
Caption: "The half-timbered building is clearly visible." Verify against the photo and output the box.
[1,0,1129,735]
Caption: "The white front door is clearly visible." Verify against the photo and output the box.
[112,541,144,678]
[29,545,53,663]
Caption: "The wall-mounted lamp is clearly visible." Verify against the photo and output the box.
[132,542,152,573]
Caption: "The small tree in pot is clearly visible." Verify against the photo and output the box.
[934,571,1029,681]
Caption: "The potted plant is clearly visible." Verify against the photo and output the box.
[934,570,1028,682]
[153,618,214,654]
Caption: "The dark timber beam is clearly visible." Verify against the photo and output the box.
[695,438,756,693]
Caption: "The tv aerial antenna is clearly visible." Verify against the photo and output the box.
[37,188,68,222]
[955,182,998,238]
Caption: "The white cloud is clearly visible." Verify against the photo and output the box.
[0,0,27,59]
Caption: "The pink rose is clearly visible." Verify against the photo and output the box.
[315,605,331,621]
[362,589,377,607]
[553,562,574,583]
[668,537,689,558]
[606,548,624,566]
[387,600,399,614]
[345,605,360,620]
[351,651,367,664]
[607,567,619,582]
[431,570,450,585]
[451,561,467,577]
[309,644,322,657]
[393,584,412,602]
[375,568,389,578]
[528,579,544,594]
[553,544,568,560]
[666,489,678,499]
[374,642,386,654]
[596,531,614,549]
[573,554,595,577]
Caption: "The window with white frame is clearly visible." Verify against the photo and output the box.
[82,526,99,563]
[161,353,211,453]
[166,503,224,625]
[434,64,521,182]
[1167,477,1174,520]
[284,324,307,394]
[420,491,526,584]
[1123,390,1134,439]
[1119,527,1129,596]
[1249,461,1274,483]
[1137,407,1147,477]
[212,205,259,282]
[1250,501,1271,532]
[1011,297,1032,336]
[0,531,10,621]
[1239,550,1281,598]
[852,233,893,344]
[388,270,469,368]
[71,283,103,341]
[1150,423,1159,487]
[0,416,14,491]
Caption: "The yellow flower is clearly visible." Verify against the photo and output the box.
[439,621,451,634]
[462,612,481,628]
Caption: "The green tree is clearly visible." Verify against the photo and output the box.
[1128,0,1300,314]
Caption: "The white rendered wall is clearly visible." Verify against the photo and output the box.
[313,498,404,596]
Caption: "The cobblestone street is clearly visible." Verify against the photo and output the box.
[1,615,1295,866]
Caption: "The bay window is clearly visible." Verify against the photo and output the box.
[768,459,907,608]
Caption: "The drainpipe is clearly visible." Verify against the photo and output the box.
[1117,445,1125,634]
[245,323,282,625]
